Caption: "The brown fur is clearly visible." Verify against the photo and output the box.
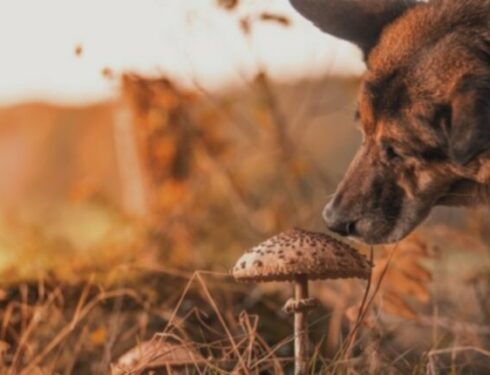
[291,0,490,244]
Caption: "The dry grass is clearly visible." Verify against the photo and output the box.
[1,77,489,373]
[0,228,489,375]
[0,11,489,372]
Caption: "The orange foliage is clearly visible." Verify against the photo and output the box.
[347,236,436,324]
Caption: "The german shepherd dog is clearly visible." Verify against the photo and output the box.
[290,0,490,244]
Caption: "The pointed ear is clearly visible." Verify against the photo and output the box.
[449,75,490,165]
[289,0,417,57]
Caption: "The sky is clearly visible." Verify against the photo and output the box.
[0,0,364,104]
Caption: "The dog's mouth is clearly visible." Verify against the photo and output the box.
[329,217,402,245]
[344,199,437,245]
[350,228,405,245]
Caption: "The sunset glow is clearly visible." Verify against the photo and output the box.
[0,0,363,104]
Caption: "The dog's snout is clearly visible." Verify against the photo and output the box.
[322,202,357,237]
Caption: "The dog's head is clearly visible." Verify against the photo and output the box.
[290,0,490,244]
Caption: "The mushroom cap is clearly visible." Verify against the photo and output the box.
[232,228,371,282]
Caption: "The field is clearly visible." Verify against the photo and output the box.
[0,69,489,375]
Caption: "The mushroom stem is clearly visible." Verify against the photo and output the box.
[294,274,309,375]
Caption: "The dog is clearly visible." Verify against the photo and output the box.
[290,0,490,244]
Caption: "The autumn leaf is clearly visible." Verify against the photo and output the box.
[381,291,417,320]
[373,235,435,318]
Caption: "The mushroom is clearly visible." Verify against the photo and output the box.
[111,339,204,374]
[232,228,371,375]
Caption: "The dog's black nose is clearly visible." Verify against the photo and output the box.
[322,203,357,237]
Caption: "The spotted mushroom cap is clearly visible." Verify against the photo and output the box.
[232,228,372,282]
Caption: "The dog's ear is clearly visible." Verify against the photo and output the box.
[448,75,490,165]
[289,0,417,57]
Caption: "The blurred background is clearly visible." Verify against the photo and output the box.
[0,0,367,278]
[1,0,490,373]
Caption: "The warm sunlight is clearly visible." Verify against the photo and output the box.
[0,0,362,104]
[1,1,489,373]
